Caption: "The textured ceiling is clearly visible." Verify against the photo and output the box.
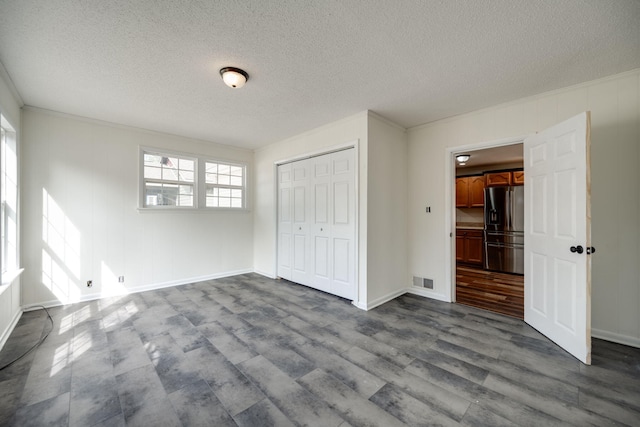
[1,1,639,149]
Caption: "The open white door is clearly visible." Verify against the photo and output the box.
[524,111,592,364]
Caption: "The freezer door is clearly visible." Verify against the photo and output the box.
[484,241,524,274]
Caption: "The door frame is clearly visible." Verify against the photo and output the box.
[446,135,531,302]
[273,139,361,304]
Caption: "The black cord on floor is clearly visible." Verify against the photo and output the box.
[0,306,54,371]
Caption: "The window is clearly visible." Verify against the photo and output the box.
[143,152,196,207]
[205,161,245,208]
[141,148,247,210]
[0,115,18,274]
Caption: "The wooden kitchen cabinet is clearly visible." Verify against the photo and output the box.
[456,177,469,208]
[456,229,484,266]
[485,171,511,187]
[456,176,484,208]
[485,170,525,187]
[512,170,525,185]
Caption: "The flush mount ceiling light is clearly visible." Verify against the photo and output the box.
[456,154,471,165]
[220,67,249,88]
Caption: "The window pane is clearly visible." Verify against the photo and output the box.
[219,188,231,197]
[144,166,162,179]
[218,175,230,185]
[206,197,218,207]
[218,164,230,175]
[179,158,194,171]
[231,199,242,208]
[232,189,242,198]
[206,173,217,184]
[162,167,178,181]
[180,171,194,182]
[230,176,242,186]
[178,195,193,206]
[230,166,243,176]
[144,154,162,166]
[206,163,217,173]
[219,197,231,207]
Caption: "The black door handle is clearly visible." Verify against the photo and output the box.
[587,246,596,254]
[570,245,584,254]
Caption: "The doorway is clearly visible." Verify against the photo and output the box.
[453,143,525,319]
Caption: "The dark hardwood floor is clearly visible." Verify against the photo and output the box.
[456,265,524,319]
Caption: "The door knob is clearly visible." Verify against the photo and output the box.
[570,245,584,254]
[587,246,596,254]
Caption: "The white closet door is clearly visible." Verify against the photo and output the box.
[277,148,356,301]
[277,163,293,280]
[310,155,332,293]
[291,159,311,285]
[329,149,356,300]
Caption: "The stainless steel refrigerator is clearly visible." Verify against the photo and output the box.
[484,186,524,274]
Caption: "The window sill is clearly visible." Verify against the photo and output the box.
[0,268,23,296]
[137,207,251,213]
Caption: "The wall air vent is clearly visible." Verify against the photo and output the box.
[413,276,434,289]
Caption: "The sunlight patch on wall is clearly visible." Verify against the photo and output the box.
[41,188,82,303]
[100,261,128,298]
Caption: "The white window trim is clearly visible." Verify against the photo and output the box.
[201,158,247,210]
[138,146,249,212]
[0,114,19,279]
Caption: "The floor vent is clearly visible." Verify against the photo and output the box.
[413,276,434,289]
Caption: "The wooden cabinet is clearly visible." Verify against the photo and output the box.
[485,171,511,187]
[456,176,484,208]
[512,170,525,185]
[485,170,524,187]
[455,177,469,208]
[456,229,484,266]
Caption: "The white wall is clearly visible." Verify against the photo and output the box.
[365,114,408,307]
[0,65,23,350]
[408,69,640,347]
[21,108,254,306]
[253,111,369,306]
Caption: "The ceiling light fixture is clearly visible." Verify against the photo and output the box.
[456,154,470,165]
[220,67,249,88]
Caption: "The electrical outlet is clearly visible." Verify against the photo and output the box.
[86,280,93,288]
[118,276,124,283]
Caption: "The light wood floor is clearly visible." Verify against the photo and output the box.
[456,265,524,319]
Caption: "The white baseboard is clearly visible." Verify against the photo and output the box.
[0,308,23,351]
[592,328,640,349]
[23,268,254,309]
[354,288,408,311]
[406,286,452,302]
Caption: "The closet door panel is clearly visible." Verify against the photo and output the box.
[277,164,292,280]
[330,149,356,299]
[291,159,310,284]
[310,155,332,291]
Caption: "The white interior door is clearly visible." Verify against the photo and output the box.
[310,155,332,293]
[330,149,356,300]
[524,111,592,364]
[277,163,292,280]
[277,148,356,301]
[291,159,310,285]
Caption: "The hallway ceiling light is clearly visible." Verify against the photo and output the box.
[220,67,249,88]
[456,154,470,165]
